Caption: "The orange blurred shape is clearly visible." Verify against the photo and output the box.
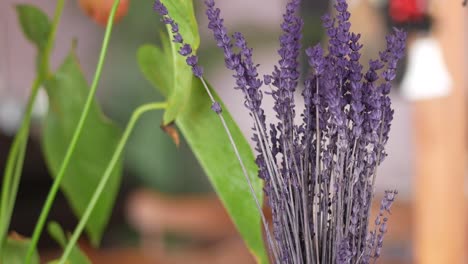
[79,0,129,26]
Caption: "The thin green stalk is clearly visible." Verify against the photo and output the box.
[58,102,168,264]
[7,137,27,220]
[0,0,66,255]
[25,0,120,262]
[39,0,66,78]
[0,78,41,258]
[0,134,29,252]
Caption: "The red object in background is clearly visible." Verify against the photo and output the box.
[389,0,426,23]
[79,0,129,26]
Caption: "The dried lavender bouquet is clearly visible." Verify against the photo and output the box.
[154,0,406,263]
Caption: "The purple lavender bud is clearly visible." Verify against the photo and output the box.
[173,33,183,43]
[335,0,348,12]
[192,65,204,78]
[153,0,168,15]
[375,217,381,226]
[179,44,192,56]
[382,69,396,82]
[379,222,388,233]
[305,44,325,75]
[171,23,179,33]
[321,13,334,29]
[211,101,222,114]
[369,59,384,71]
[186,55,198,66]
[380,190,397,213]
[162,17,173,25]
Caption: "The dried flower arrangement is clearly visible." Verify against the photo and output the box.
[153,0,406,263]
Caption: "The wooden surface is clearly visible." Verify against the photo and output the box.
[412,2,467,264]
[39,196,468,264]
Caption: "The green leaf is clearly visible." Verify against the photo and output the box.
[42,50,123,246]
[160,0,200,125]
[15,4,52,75]
[48,222,67,246]
[138,43,268,263]
[2,236,39,264]
[15,5,51,50]
[47,222,91,264]
[137,43,172,97]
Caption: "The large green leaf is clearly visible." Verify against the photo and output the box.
[160,0,200,125]
[2,236,39,264]
[42,50,123,246]
[47,222,91,264]
[138,44,268,263]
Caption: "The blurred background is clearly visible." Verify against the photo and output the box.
[0,0,466,263]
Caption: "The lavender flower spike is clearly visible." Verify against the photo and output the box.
[153,0,203,77]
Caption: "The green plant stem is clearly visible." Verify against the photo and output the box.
[39,0,66,78]
[0,0,66,256]
[25,0,120,262]
[7,136,28,220]
[0,78,41,258]
[58,102,168,264]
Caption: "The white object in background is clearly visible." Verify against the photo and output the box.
[0,98,24,136]
[32,88,49,119]
[0,89,49,136]
[400,36,453,101]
